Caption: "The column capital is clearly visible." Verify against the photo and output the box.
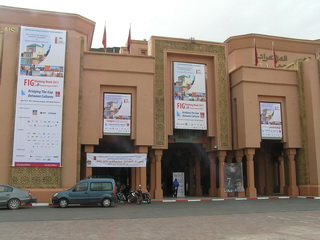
[244,148,255,156]
[84,145,94,153]
[235,149,244,158]
[285,148,297,155]
[217,150,227,158]
[154,149,163,156]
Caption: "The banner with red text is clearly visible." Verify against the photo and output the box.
[260,102,283,140]
[12,26,66,167]
[87,153,147,167]
[173,62,207,130]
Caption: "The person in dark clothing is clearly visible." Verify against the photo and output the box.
[172,179,179,198]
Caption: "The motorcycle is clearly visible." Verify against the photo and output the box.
[116,190,127,204]
[127,190,142,204]
[141,191,151,204]
[127,185,151,204]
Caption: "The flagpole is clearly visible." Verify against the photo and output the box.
[272,42,277,68]
[102,21,107,52]
[127,23,131,54]
[254,39,258,66]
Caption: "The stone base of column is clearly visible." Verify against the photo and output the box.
[246,187,257,198]
[154,188,163,199]
[209,187,217,197]
[218,188,227,198]
[236,191,246,198]
[287,185,299,197]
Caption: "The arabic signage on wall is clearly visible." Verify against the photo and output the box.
[12,26,66,167]
[103,93,131,135]
[260,102,283,140]
[173,62,207,130]
[224,163,244,193]
[86,153,147,167]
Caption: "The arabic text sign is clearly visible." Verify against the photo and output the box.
[87,153,147,167]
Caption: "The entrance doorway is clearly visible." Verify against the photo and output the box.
[80,135,135,188]
[162,143,210,197]
[254,140,283,195]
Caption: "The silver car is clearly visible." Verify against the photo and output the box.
[0,185,37,210]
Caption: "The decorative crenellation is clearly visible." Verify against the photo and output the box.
[9,167,61,188]
[154,39,229,147]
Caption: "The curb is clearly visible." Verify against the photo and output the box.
[27,196,320,207]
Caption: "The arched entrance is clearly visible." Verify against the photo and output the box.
[254,140,283,195]
[162,143,211,197]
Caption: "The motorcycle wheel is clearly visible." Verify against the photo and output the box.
[147,197,151,204]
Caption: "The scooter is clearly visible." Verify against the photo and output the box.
[141,191,151,204]
[127,190,142,204]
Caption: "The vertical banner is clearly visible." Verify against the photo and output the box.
[173,172,185,197]
[224,163,244,192]
[103,93,131,135]
[12,26,67,167]
[260,102,283,140]
[173,62,207,130]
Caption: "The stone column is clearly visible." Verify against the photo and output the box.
[137,146,148,192]
[150,151,156,198]
[217,150,227,198]
[244,148,257,198]
[195,155,202,196]
[286,148,299,197]
[208,152,217,197]
[235,150,245,197]
[278,154,285,194]
[189,158,195,196]
[84,145,94,178]
[154,149,163,199]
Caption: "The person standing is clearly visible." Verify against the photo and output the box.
[172,179,179,198]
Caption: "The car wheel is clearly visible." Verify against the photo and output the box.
[8,198,21,210]
[59,198,69,208]
[102,198,111,207]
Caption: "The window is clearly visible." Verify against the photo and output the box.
[0,186,13,192]
[74,183,88,192]
[90,182,113,191]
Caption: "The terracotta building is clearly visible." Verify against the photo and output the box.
[1,5,320,202]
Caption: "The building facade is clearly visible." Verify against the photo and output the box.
[1,6,320,202]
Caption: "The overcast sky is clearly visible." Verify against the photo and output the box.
[1,0,320,48]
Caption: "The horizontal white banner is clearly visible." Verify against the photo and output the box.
[86,153,147,167]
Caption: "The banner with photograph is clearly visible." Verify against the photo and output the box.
[224,163,244,193]
[173,62,207,130]
[86,153,147,167]
[260,102,283,140]
[12,26,66,167]
[103,93,131,135]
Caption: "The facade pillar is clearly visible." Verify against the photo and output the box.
[189,158,195,195]
[208,152,217,197]
[286,148,299,196]
[136,146,148,192]
[131,168,136,191]
[278,154,285,194]
[217,150,227,198]
[154,149,163,199]
[150,151,156,198]
[244,148,257,198]
[235,150,245,197]
[84,145,94,178]
[195,155,202,196]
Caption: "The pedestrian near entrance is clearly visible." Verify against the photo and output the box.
[173,179,179,198]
